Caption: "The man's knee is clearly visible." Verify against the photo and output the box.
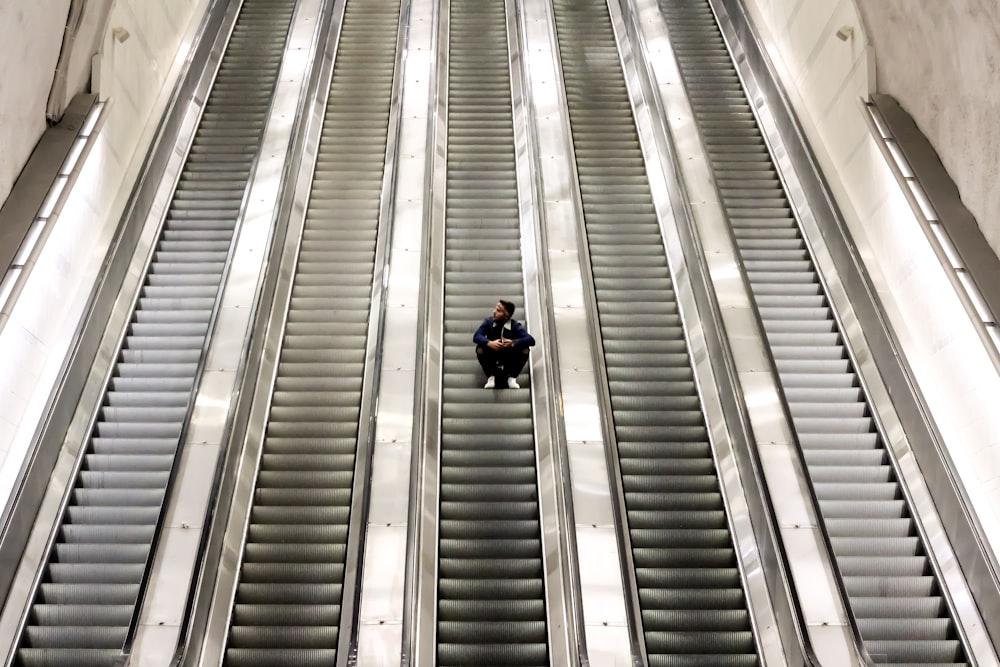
[476,345,486,355]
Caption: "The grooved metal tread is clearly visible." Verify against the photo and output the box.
[660,0,968,663]
[437,0,548,664]
[12,2,296,666]
[550,0,757,664]
[222,0,400,664]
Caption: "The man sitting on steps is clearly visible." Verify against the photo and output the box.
[473,299,535,389]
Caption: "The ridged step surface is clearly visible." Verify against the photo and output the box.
[437,0,548,664]
[13,2,296,666]
[550,0,758,664]
[660,0,968,663]
[222,0,400,664]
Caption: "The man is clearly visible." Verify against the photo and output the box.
[473,299,535,389]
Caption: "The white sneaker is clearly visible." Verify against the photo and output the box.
[484,376,495,389]
[507,377,520,389]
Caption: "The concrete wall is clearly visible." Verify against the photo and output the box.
[856,0,1000,256]
[0,0,209,509]
[0,1,72,204]
[741,0,1000,570]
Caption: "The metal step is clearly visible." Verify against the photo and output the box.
[659,0,969,664]
[437,0,547,664]
[550,0,758,664]
[222,0,401,664]
[12,2,297,665]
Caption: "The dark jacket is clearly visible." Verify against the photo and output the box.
[473,317,536,349]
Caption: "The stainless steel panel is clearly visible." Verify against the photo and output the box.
[142,526,203,627]
[129,624,183,667]
[399,0,444,658]
[566,444,616,528]
[184,370,236,445]
[162,444,222,530]
[368,442,413,526]
[806,624,859,667]
[374,369,418,442]
[359,525,409,623]
[777,527,848,627]
[756,445,816,528]
[356,622,404,667]
[510,0,581,659]
[205,307,252,371]
[581,624,632,667]
[574,527,628,627]
[522,0,629,658]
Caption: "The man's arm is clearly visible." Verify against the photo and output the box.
[509,320,535,348]
[473,318,492,345]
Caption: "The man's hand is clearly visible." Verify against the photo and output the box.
[487,339,504,351]
[500,339,513,348]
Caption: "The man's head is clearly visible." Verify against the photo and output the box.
[493,299,516,322]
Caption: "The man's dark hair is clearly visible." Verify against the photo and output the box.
[499,299,515,317]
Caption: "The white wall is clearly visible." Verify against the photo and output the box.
[742,0,1000,571]
[0,1,72,203]
[0,0,209,509]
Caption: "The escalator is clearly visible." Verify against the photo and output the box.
[659,0,970,663]
[549,0,759,664]
[7,1,298,665]
[219,0,401,663]
[436,0,548,663]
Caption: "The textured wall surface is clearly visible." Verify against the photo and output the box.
[0,1,72,204]
[856,0,1000,256]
